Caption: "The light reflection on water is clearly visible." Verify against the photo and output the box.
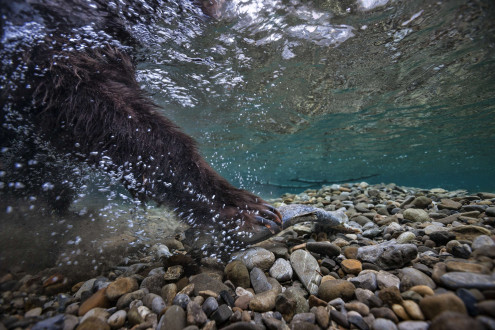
[137,0,495,196]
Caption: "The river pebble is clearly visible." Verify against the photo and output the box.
[2,182,494,330]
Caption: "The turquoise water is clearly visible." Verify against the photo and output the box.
[138,0,495,197]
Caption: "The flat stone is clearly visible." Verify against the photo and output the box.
[429,311,485,330]
[306,241,341,257]
[419,293,467,320]
[438,199,462,210]
[341,259,362,275]
[440,272,495,290]
[403,209,430,222]
[449,225,492,241]
[318,279,355,302]
[269,258,293,282]
[424,225,445,235]
[106,277,138,301]
[238,248,275,271]
[191,273,231,296]
[445,260,490,274]
[357,240,417,270]
[290,249,321,295]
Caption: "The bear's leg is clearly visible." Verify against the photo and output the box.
[29,44,281,243]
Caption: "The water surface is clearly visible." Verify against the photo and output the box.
[136,0,495,196]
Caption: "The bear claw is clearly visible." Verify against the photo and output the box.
[255,216,281,234]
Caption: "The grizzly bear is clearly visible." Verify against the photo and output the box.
[0,0,281,247]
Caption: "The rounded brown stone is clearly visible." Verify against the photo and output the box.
[318,279,355,302]
[409,285,434,296]
[402,300,424,320]
[106,277,138,301]
[343,246,359,260]
[225,260,250,289]
[392,304,410,321]
[341,259,362,275]
[78,288,111,316]
[249,290,278,312]
[419,293,467,320]
[378,286,403,305]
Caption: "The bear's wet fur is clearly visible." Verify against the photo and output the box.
[0,0,281,243]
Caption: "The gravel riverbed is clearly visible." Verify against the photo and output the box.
[1,182,494,330]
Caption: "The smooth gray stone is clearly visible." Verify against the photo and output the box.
[269,258,293,282]
[399,267,436,290]
[440,272,495,289]
[397,321,429,330]
[357,240,417,270]
[373,318,398,330]
[250,267,272,294]
[350,272,377,291]
[290,249,321,295]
